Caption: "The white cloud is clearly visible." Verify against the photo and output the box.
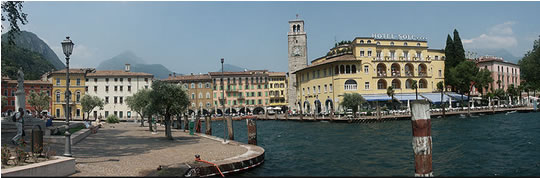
[463,21,518,49]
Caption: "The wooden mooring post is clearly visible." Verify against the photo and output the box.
[227,116,234,140]
[205,116,212,135]
[247,118,257,145]
[410,100,433,177]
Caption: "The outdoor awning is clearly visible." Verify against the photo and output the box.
[393,93,420,102]
[446,92,469,101]
[420,93,452,104]
[361,94,392,102]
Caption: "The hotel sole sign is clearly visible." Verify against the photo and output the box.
[372,33,427,41]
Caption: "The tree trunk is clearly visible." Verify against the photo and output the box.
[148,115,153,132]
[139,114,145,127]
[165,114,173,140]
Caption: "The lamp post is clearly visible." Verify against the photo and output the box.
[221,58,226,142]
[61,36,74,157]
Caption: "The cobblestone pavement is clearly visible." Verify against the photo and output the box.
[68,122,247,176]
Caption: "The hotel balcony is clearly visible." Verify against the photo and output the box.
[377,71,387,77]
[391,71,401,77]
[405,71,414,77]
[419,72,428,77]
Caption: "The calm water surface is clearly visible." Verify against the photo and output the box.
[202,112,540,176]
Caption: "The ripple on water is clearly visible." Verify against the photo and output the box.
[209,113,540,176]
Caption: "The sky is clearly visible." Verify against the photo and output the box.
[3,1,540,74]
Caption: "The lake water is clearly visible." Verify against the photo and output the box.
[202,112,540,176]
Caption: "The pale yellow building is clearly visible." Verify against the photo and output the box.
[268,72,288,108]
[293,36,445,114]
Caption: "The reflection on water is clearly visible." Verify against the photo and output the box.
[202,112,540,176]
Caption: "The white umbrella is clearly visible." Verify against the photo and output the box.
[273,107,281,110]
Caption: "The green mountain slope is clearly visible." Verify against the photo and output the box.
[1,42,56,80]
[216,64,248,72]
[1,31,65,70]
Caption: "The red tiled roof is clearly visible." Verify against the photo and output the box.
[87,70,154,77]
[50,68,95,74]
[268,72,286,77]
[293,54,358,74]
[208,70,269,77]
[162,74,211,81]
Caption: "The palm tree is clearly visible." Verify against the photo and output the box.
[412,80,418,100]
[437,81,445,118]
[387,86,395,110]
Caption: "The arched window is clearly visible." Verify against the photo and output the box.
[76,91,81,102]
[206,92,210,98]
[56,91,61,102]
[391,63,401,76]
[340,65,345,74]
[351,65,357,74]
[344,79,357,91]
[418,64,427,76]
[360,40,364,44]
[206,102,211,108]
[346,65,351,74]
[367,40,371,44]
[404,42,408,46]
[191,83,195,88]
[293,25,297,32]
[377,79,387,89]
[392,79,401,89]
[390,42,394,46]
[406,79,414,89]
[298,24,301,32]
[198,83,203,88]
[405,63,414,76]
[335,66,339,75]
[376,41,381,45]
[280,84,284,88]
[419,79,428,88]
[417,43,421,47]
[377,63,387,77]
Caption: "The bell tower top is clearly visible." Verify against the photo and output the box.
[289,15,305,35]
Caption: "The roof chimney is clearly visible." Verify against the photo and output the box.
[125,64,131,72]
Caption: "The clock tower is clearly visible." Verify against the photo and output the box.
[287,16,307,112]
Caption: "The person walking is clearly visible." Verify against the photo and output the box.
[11,108,25,145]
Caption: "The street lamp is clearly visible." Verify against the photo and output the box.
[221,58,226,142]
[61,36,74,157]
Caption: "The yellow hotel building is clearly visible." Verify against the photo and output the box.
[47,68,95,119]
[293,36,445,114]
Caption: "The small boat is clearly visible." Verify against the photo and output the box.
[459,114,466,118]
[505,111,517,115]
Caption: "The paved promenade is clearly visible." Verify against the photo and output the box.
[68,122,247,176]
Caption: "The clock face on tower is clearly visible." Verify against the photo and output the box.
[292,46,302,57]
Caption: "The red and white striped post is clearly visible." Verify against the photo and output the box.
[410,100,433,177]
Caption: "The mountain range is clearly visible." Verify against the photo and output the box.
[1,31,65,70]
[467,48,522,63]
[216,64,248,72]
[96,51,173,79]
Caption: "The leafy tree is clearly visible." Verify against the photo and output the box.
[493,88,506,105]
[126,89,153,129]
[518,35,540,97]
[1,1,28,45]
[444,34,455,90]
[386,86,395,110]
[453,29,466,65]
[437,81,445,117]
[2,96,8,109]
[474,68,494,108]
[452,60,478,115]
[28,90,50,116]
[81,95,104,121]
[148,81,189,140]
[340,93,366,117]
[507,84,518,105]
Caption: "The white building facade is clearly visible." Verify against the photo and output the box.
[85,64,153,120]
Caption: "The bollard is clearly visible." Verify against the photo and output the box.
[31,125,44,155]
[410,100,433,177]
[226,116,234,140]
[205,116,212,135]
[246,118,257,145]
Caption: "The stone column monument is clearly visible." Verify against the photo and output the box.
[15,68,26,112]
